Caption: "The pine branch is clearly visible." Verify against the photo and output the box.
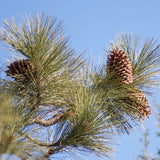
[0,12,84,159]
[1,12,83,108]
[95,33,160,132]
[1,12,160,160]
[43,149,56,159]
[28,112,64,126]
[25,134,60,147]
[110,33,160,88]
[0,90,40,159]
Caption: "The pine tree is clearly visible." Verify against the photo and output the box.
[0,13,160,159]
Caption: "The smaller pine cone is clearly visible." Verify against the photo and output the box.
[130,92,152,118]
[107,47,133,85]
[5,59,34,82]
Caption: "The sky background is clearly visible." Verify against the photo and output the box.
[0,0,160,160]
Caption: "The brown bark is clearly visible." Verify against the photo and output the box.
[28,112,64,126]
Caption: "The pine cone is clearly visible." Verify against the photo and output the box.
[130,92,152,118]
[5,59,34,82]
[107,47,133,85]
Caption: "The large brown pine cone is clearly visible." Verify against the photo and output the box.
[5,59,34,82]
[107,47,133,85]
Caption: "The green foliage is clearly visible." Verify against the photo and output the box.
[0,12,83,108]
[110,33,160,89]
[0,90,37,159]
[47,86,117,158]
[90,32,160,134]
[0,14,160,160]
[97,33,160,134]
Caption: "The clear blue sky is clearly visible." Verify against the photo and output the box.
[0,0,160,160]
